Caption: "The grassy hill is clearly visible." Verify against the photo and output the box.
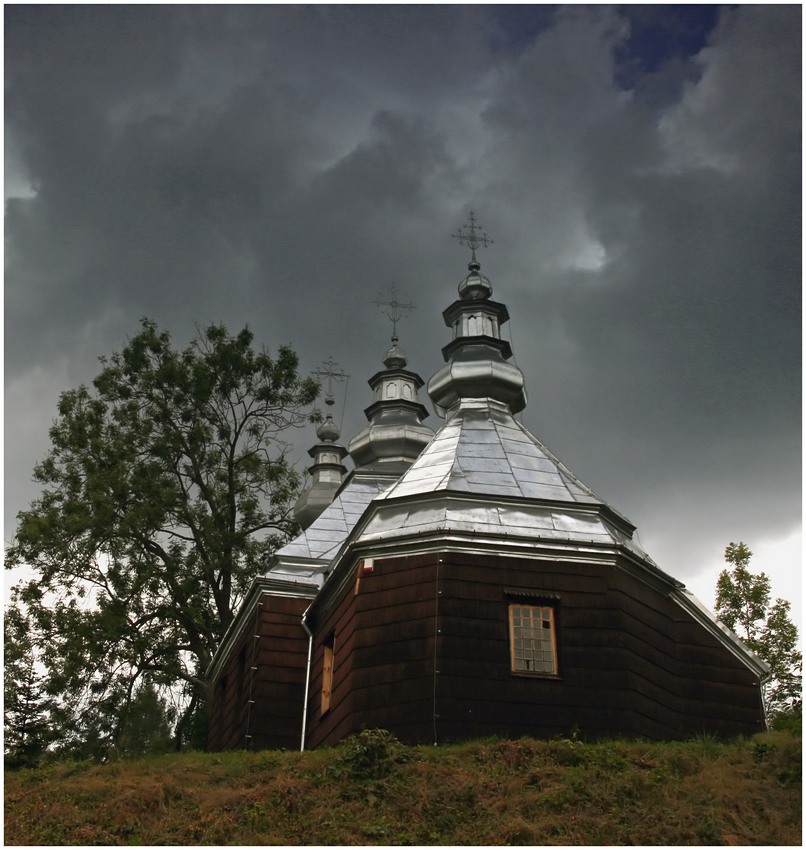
[4,729,801,845]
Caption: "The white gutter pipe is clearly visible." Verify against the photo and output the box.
[300,612,314,752]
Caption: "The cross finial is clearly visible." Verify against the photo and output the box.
[373,282,414,341]
[452,210,493,265]
[313,357,348,406]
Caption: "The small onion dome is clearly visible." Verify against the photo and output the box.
[316,413,341,443]
[383,338,408,369]
[458,260,492,300]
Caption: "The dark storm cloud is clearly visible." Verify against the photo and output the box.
[5,5,484,372]
[5,5,801,621]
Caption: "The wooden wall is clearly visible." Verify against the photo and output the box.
[432,552,764,742]
[305,553,439,749]
[303,550,765,748]
[207,593,311,752]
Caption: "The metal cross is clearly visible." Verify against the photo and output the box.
[373,283,414,339]
[313,357,348,404]
[452,210,493,263]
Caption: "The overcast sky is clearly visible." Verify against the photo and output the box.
[5,5,802,629]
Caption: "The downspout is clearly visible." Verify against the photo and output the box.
[432,556,441,746]
[300,611,314,752]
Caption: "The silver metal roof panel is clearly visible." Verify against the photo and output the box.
[552,512,606,534]
[398,461,454,483]
[358,494,634,552]
[307,516,348,532]
[376,398,606,506]
[409,504,449,525]
[506,453,560,472]
[511,468,569,485]
[270,475,393,566]
[345,397,654,558]
[518,483,576,501]
[497,505,557,530]
[305,527,343,542]
[459,456,513,472]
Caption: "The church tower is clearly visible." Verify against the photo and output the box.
[266,296,434,586]
[349,286,434,474]
[293,359,349,531]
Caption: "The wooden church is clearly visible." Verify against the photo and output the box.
[206,215,769,752]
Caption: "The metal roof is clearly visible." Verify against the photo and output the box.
[271,473,394,565]
[348,397,652,564]
[377,397,606,505]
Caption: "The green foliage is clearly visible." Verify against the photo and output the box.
[5,319,319,759]
[177,699,209,752]
[715,542,802,718]
[331,729,414,780]
[112,681,176,758]
[770,705,802,736]
[4,605,58,769]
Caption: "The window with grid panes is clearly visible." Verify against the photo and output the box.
[509,604,558,675]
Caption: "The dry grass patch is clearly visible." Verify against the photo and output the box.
[4,730,801,846]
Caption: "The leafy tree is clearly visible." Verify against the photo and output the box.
[4,604,57,768]
[715,542,802,719]
[109,679,175,758]
[5,319,319,757]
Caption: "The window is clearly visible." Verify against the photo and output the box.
[321,634,335,714]
[509,604,558,675]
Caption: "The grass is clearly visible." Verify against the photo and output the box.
[4,729,801,845]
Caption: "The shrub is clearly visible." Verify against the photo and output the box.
[333,729,412,780]
[770,707,802,736]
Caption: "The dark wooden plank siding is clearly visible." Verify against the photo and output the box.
[207,593,311,752]
[305,555,439,748]
[229,547,764,752]
[606,567,764,735]
[304,550,747,746]
[429,552,763,742]
[304,570,361,749]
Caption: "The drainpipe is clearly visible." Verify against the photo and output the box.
[432,557,441,746]
[300,611,314,752]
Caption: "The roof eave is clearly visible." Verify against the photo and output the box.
[206,574,319,685]
[670,587,773,681]
[304,495,674,627]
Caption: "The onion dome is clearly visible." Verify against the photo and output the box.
[383,336,408,369]
[428,213,527,417]
[458,258,493,300]
[348,333,434,472]
[294,365,349,530]
[316,412,341,443]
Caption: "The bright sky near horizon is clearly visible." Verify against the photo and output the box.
[4,5,801,634]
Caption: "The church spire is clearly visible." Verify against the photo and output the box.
[373,283,413,371]
[347,284,434,471]
[452,210,495,300]
[428,213,527,416]
[293,358,349,530]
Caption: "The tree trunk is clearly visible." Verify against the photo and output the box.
[173,692,198,752]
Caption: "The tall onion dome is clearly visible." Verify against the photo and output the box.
[293,363,348,530]
[428,211,527,417]
[348,332,434,472]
